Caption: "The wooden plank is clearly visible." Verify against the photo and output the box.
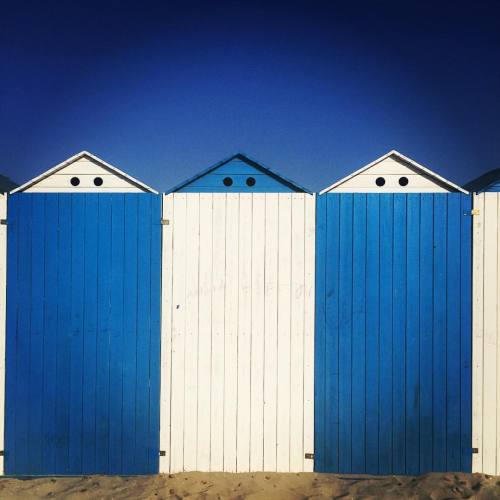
[303,194,315,473]
[250,193,265,471]
[338,194,353,473]
[405,194,420,474]
[197,193,213,471]
[263,194,279,471]
[433,194,447,472]
[224,194,239,472]
[419,194,434,473]
[211,194,226,471]
[0,195,6,475]
[290,194,305,472]
[365,194,380,474]
[170,194,187,472]
[351,194,367,473]
[483,193,497,474]
[122,195,139,473]
[472,193,484,473]
[160,194,174,473]
[237,194,253,472]
[276,194,292,472]
[378,194,394,474]
[183,194,200,471]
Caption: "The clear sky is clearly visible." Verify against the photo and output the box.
[1,0,499,192]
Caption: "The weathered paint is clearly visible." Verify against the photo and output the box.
[315,193,472,474]
[160,192,315,473]
[4,193,161,475]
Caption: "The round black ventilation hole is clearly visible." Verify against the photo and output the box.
[70,177,80,186]
[223,177,233,186]
[94,177,104,186]
[375,177,386,187]
[399,176,409,186]
[246,177,256,187]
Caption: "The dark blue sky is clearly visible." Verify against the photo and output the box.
[1,0,499,192]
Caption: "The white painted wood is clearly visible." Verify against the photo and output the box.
[321,150,467,194]
[15,152,157,193]
[250,193,265,471]
[210,195,226,471]
[0,194,6,475]
[169,193,187,472]
[183,194,200,471]
[160,193,315,472]
[159,194,174,473]
[197,193,213,471]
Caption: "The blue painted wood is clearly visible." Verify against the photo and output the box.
[315,193,472,474]
[5,193,161,475]
[173,155,307,193]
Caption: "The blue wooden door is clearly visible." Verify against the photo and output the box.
[315,193,472,474]
[5,193,161,475]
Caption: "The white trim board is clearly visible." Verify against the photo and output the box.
[12,151,158,194]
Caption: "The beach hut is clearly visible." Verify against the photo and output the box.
[160,153,316,473]
[4,151,161,475]
[315,150,472,475]
[466,170,500,475]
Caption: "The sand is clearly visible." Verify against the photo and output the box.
[0,472,499,499]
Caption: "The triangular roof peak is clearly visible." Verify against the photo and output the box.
[12,150,158,194]
[169,152,311,193]
[320,150,468,194]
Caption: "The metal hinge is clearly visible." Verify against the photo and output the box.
[159,450,166,456]
[0,450,4,456]
[472,448,479,454]
[305,453,314,460]
[161,219,170,226]
[464,209,480,216]
[0,219,7,225]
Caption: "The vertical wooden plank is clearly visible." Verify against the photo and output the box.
[446,194,462,471]
[250,193,265,471]
[263,194,279,471]
[170,194,187,472]
[392,194,407,474]
[68,195,85,473]
[276,193,292,472]
[472,193,484,473]
[122,195,139,474]
[81,195,98,473]
[405,194,420,474]
[183,194,200,471]
[211,194,226,471]
[460,194,472,473]
[94,195,112,473]
[338,194,353,473]
[108,195,125,473]
[224,194,239,472]
[27,195,45,473]
[433,194,448,472]
[197,193,213,471]
[365,194,380,474]
[313,194,327,472]
[379,194,394,474]
[148,194,162,473]
[237,194,252,472]
[303,194,315,472]
[290,194,305,472]
[419,194,434,473]
[136,195,153,473]
[351,194,367,473]
[160,194,174,473]
[0,195,7,475]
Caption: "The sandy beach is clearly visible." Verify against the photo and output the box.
[0,472,499,499]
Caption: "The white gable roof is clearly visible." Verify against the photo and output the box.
[320,150,468,194]
[12,151,158,194]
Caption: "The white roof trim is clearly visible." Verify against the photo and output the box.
[12,151,159,194]
[320,150,468,195]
